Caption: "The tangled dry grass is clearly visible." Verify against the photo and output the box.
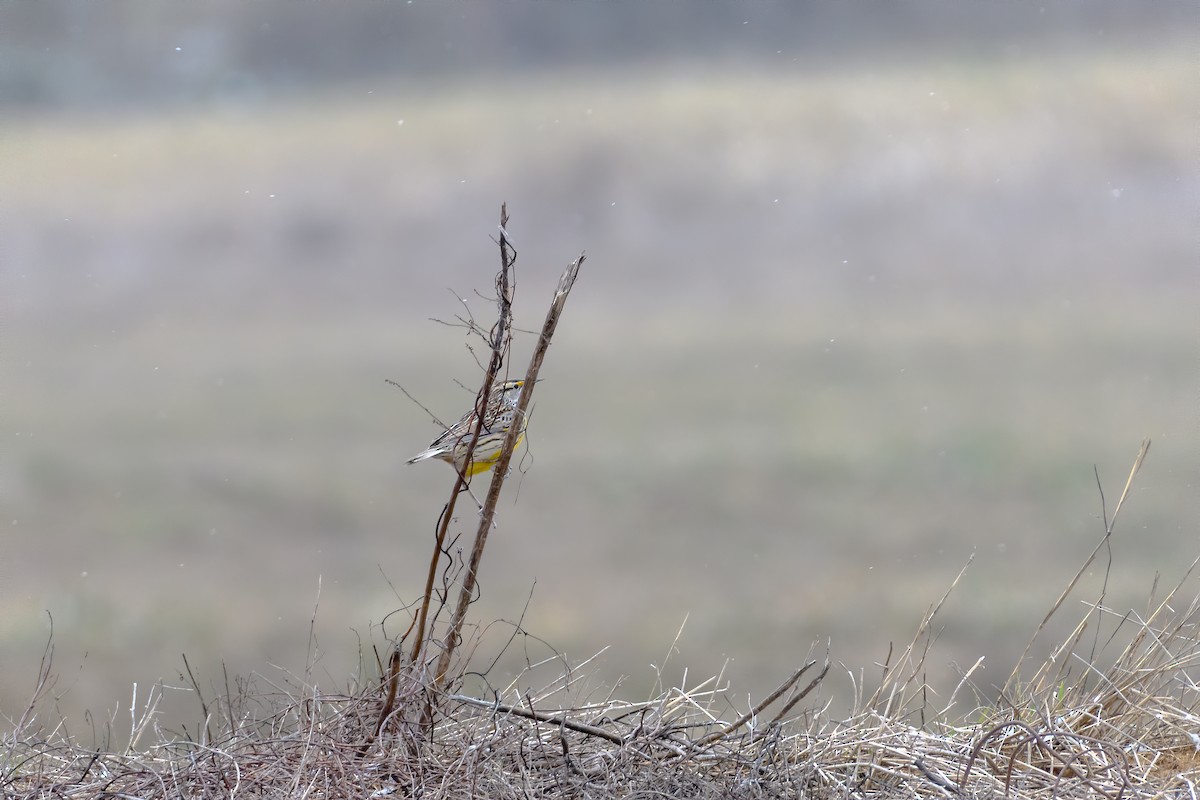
[4,566,1200,799]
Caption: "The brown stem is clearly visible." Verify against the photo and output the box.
[361,204,517,755]
[431,252,585,697]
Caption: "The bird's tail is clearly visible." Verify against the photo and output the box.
[406,448,444,465]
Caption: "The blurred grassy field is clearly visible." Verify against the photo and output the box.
[2,46,1195,733]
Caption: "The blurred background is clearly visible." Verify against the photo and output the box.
[2,3,1195,735]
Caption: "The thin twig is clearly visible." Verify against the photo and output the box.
[695,660,820,747]
[767,659,831,726]
[363,207,518,754]
[416,208,517,657]
[1109,438,1150,528]
[180,655,213,745]
[447,694,623,745]
[1004,438,1151,694]
[421,204,522,723]
[385,379,449,435]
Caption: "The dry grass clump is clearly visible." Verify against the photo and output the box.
[3,578,1200,799]
[3,438,1198,797]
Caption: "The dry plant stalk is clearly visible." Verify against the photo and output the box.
[362,205,586,752]
[360,203,521,755]
[694,660,826,747]
[408,205,518,669]
[430,250,586,694]
[1002,437,1151,695]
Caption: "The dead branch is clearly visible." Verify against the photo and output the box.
[694,660,824,748]
[430,250,585,700]
[448,694,624,745]
[359,205,519,756]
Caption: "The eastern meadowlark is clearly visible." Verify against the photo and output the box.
[406,379,527,477]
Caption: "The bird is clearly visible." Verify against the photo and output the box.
[407,379,527,477]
